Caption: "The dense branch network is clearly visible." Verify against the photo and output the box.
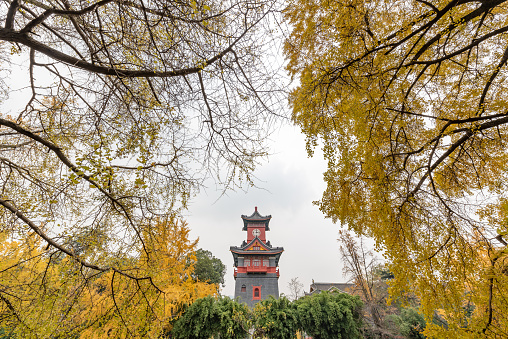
[0,0,283,335]
[285,0,508,336]
[0,0,280,260]
[287,0,508,236]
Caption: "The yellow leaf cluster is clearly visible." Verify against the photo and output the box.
[0,217,216,338]
[285,0,508,337]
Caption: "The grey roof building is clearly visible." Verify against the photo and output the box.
[306,281,354,296]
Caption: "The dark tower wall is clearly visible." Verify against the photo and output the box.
[234,273,279,308]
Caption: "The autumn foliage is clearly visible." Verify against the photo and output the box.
[0,0,280,336]
[285,0,508,337]
[0,217,216,338]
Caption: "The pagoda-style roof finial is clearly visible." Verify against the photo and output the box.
[241,207,272,230]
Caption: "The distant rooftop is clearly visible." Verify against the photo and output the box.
[307,281,354,295]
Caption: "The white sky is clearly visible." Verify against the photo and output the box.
[185,124,350,298]
[4,42,351,300]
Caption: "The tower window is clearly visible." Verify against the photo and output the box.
[252,286,261,300]
[241,284,246,293]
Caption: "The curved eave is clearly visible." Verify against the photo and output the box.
[230,248,283,267]
[230,249,283,255]
[241,210,272,230]
[230,237,283,252]
[241,219,271,231]
[232,237,274,251]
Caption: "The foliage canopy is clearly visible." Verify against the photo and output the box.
[295,291,363,339]
[171,295,250,339]
[285,0,508,337]
[388,307,427,339]
[0,217,216,338]
[253,296,299,339]
[174,292,363,339]
[192,248,227,286]
[0,0,282,335]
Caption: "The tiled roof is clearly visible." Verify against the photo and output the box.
[230,241,283,267]
[241,207,271,230]
[308,282,354,294]
[230,238,284,255]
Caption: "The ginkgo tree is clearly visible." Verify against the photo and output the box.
[285,0,508,337]
[0,217,217,338]
[0,0,283,335]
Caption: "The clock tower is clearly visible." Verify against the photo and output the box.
[230,207,283,308]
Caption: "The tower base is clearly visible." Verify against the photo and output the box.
[234,273,279,308]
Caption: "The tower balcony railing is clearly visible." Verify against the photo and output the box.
[246,265,268,273]
[234,266,279,277]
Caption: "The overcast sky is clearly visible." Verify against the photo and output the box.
[4,46,352,299]
[185,123,350,298]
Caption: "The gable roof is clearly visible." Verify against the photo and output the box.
[230,237,283,255]
[230,237,283,267]
[308,282,354,295]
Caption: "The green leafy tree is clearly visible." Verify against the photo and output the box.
[295,291,363,339]
[284,0,508,336]
[172,296,219,339]
[388,308,427,339]
[193,248,227,286]
[0,327,13,339]
[172,296,250,339]
[253,296,299,339]
[215,296,251,339]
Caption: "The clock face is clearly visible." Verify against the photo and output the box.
[252,229,261,237]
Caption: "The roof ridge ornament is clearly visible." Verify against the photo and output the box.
[241,207,272,230]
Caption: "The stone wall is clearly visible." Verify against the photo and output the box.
[234,273,279,308]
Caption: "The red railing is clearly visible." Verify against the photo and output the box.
[247,265,268,273]
[234,266,280,277]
